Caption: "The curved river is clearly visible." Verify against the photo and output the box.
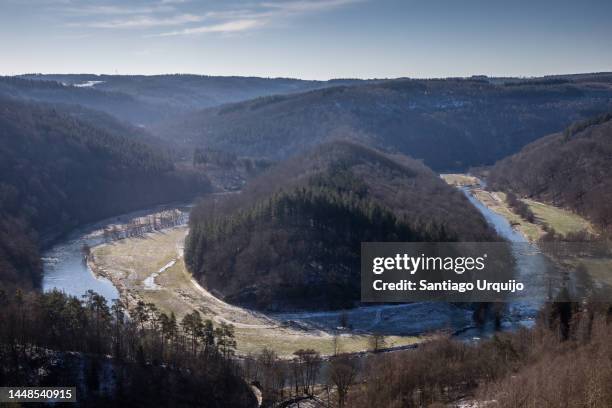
[43,187,542,340]
[42,205,191,302]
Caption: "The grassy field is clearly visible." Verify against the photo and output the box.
[441,173,544,240]
[464,187,593,242]
[522,198,595,237]
[90,227,422,358]
[471,189,544,241]
[443,174,611,291]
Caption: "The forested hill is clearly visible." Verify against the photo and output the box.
[21,74,369,111]
[7,75,369,126]
[488,113,612,232]
[154,74,612,171]
[185,141,497,311]
[0,97,212,288]
[0,76,173,126]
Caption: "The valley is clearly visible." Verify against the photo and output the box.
[154,74,612,171]
[3,72,612,407]
[7,84,612,406]
[444,174,612,290]
[3,2,612,404]
[487,113,612,233]
[31,166,612,406]
[74,216,452,357]
[443,174,595,242]
[41,170,566,359]
[40,165,602,361]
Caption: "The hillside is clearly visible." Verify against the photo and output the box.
[0,76,174,126]
[154,74,612,171]
[13,74,370,126]
[185,141,497,311]
[0,97,212,288]
[488,113,612,233]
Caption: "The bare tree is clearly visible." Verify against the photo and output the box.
[257,347,285,403]
[293,349,322,396]
[332,333,341,356]
[368,332,386,353]
[329,354,358,408]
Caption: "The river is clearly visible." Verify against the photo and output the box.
[42,204,191,302]
[459,185,543,331]
[42,186,542,340]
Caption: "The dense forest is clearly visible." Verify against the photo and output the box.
[22,74,369,111]
[488,113,612,233]
[185,141,497,310]
[0,97,211,288]
[0,76,172,126]
[2,71,611,407]
[6,75,368,127]
[0,289,256,407]
[154,74,612,171]
[192,147,274,191]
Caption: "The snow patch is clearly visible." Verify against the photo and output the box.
[143,259,176,291]
[74,80,104,88]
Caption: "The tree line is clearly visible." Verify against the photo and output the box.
[489,112,612,234]
[0,97,212,288]
[242,346,360,408]
[185,171,457,311]
[0,288,255,407]
[185,142,498,311]
[347,298,612,407]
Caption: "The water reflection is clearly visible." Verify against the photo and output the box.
[42,204,191,302]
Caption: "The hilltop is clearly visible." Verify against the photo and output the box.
[185,141,496,311]
[7,74,370,126]
[153,74,612,171]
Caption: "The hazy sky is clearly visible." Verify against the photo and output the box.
[1,0,611,79]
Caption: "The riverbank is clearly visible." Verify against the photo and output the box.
[52,173,597,358]
[42,204,194,302]
[442,173,595,242]
[89,226,425,358]
[443,173,612,290]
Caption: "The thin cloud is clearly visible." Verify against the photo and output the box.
[60,0,365,36]
[260,0,364,14]
[53,33,92,40]
[154,0,364,36]
[77,14,204,29]
[203,9,270,20]
[153,19,264,36]
[63,4,174,16]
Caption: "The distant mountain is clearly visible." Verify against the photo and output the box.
[14,74,371,126]
[0,76,175,126]
[488,112,612,233]
[185,141,496,311]
[154,74,612,171]
[0,97,211,288]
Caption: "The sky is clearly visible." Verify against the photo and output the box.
[0,0,611,80]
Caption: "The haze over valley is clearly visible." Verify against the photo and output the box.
[2,71,612,407]
[1,0,612,406]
